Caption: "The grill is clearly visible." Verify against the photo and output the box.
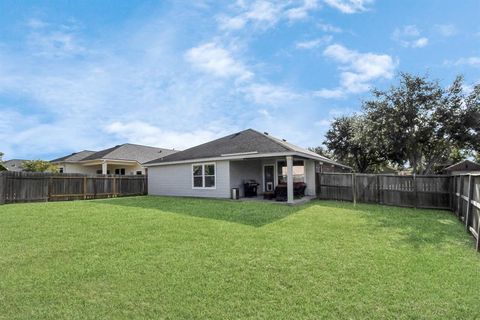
[243,180,259,197]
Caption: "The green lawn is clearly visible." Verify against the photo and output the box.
[1,196,479,319]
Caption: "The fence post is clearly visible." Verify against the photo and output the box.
[47,175,53,202]
[449,176,453,211]
[0,172,6,205]
[413,174,417,209]
[477,218,480,252]
[465,175,473,230]
[83,176,87,200]
[113,176,117,197]
[376,175,379,204]
[457,176,463,219]
[352,173,356,206]
[145,174,148,195]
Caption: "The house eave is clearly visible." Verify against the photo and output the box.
[144,151,351,169]
[54,159,141,166]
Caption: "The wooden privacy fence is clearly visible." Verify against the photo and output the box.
[317,172,480,251]
[317,173,451,209]
[451,174,480,251]
[0,171,147,204]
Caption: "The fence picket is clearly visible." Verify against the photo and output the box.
[0,172,147,204]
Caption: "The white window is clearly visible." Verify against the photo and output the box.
[192,163,216,189]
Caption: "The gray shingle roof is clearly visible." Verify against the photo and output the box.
[51,150,96,162]
[145,129,347,168]
[3,159,27,172]
[444,159,480,172]
[81,144,177,164]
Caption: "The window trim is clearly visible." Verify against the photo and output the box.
[191,162,216,190]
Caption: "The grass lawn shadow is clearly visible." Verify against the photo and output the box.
[314,200,474,250]
[95,196,308,227]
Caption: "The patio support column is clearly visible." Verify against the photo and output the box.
[286,156,294,204]
[102,161,108,175]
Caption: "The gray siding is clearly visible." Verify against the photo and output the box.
[148,157,317,199]
[148,161,231,198]
[229,160,263,197]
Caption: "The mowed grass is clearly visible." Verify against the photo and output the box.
[1,196,480,319]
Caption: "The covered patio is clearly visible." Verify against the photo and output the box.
[229,155,317,204]
[60,159,145,175]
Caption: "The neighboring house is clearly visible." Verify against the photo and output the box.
[3,159,27,172]
[443,159,480,175]
[144,129,351,203]
[51,144,178,175]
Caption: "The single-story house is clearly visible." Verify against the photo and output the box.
[3,159,28,172]
[443,159,480,175]
[51,143,178,175]
[144,129,351,203]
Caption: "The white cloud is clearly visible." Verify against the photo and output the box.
[394,25,420,37]
[185,42,253,81]
[314,119,331,126]
[295,36,333,49]
[0,13,251,159]
[23,19,86,58]
[258,109,272,118]
[392,25,429,48]
[104,121,227,150]
[28,31,86,57]
[450,57,480,68]
[314,88,345,98]
[242,83,301,105]
[317,22,342,33]
[285,0,320,20]
[27,18,48,29]
[412,37,429,48]
[218,0,320,31]
[217,15,247,30]
[435,24,457,37]
[317,44,396,97]
[324,0,374,14]
[218,1,282,30]
[295,35,332,49]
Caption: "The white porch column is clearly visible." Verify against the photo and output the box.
[102,161,108,175]
[286,156,294,204]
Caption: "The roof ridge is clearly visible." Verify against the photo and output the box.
[251,129,295,152]
[444,159,480,170]
[121,143,176,151]
[256,130,334,162]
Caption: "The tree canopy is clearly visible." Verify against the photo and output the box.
[319,73,480,173]
[323,115,387,173]
[0,152,5,171]
[22,160,59,173]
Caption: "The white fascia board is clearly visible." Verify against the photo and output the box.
[144,151,350,167]
[78,159,140,166]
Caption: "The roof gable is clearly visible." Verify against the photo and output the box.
[51,150,96,162]
[146,129,290,164]
[444,159,480,172]
[145,129,341,167]
[3,159,27,171]
[82,143,177,164]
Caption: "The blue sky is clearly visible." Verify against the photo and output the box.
[0,0,479,160]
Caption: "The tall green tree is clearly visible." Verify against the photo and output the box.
[324,115,387,172]
[364,73,480,174]
[308,146,333,159]
[475,152,480,164]
[22,160,59,173]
